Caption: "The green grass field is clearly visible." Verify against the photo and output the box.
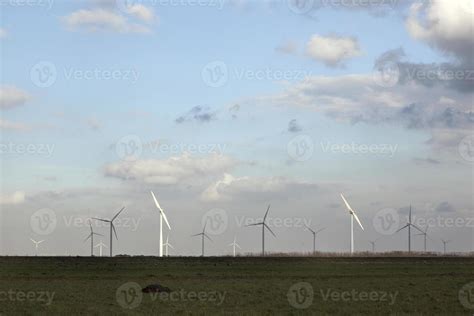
[1,256,474,315]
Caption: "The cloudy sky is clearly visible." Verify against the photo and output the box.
[0,0,473,256]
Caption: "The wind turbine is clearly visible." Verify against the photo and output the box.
[192,222,212,256]
[163,235,174,256]
[369,237,381,252]
[228,236,241,257]
[415,226,432,252]
[94,241,107,257]
[151,191,171,257]
[84,220,103,256]
[441,239,451,254]
[340,194,364,254]
[246,204,276,256]
[395,206,423,252]
[30,238,44,256]
[92,207,125,257]
[304,225,325,254]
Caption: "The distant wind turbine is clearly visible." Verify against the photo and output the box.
[441,239,451,254]
[228,236,241,257]
[151,191,171,257]
[415,226,432,252]
[163,235,174,256]
[246,204,276,256]
[304,225,325,254]
[192,222,212,256]
[94,241,107,257]
[340,194,365,254]
[84,220,103,256]
[369,237,381,252]
[30,238,44,256]
[395,206,423,252]
[92,207,125,257]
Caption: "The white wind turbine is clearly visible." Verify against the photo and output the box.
[94,241,108,257]
[30,238,44,256]
[92,207,125,257]
[228,236,241,257]
[340,193,364,254]
[192,222,212,257]
[246,204,276,256]
[151,191,171,257]
[163,235,174,256]
[304,225,326,254]
[84,220,103,256]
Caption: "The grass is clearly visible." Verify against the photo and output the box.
[0,256,473,315]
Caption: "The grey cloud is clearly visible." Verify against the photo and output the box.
[435,201,456,213]
[175,106,217,124]
[288,119,303,133]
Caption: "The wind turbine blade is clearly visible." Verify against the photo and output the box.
[204,234,213,242]
[112,224,118,240]
[168,244,174,249]
[191,233,202,237]
[396,224,409,233]
[92,217,110,223]
[340,193,353,213]
[352,212,364,230]
[263,204,271,222]
[411,224,424,234]
[236,243,241,249]
[30,238,36,243]
[151,191,171,230]
[38,240,44,244]
[246,222,263,227]
[112,207,125,221]
[315,227,326,234]
[304,224,315,234]
[161,210,171,230]
[93,233,104,237]
[84,234,92,242]
[264,223,276,237]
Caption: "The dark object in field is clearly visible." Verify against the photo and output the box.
[142,284,171,293]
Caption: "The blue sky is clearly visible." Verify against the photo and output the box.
[0,0,473,256]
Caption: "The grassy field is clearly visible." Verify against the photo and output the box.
[1,256,473,315]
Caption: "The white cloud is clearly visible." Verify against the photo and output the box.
[0,28,7,39]
[62,8,152,34]
[0,119,30,131]
[406,1,473,63]
[104,153,236,185]
[0,191,26,205]
[306,34,362,67]
[125,4,155,23]
[201,173,316,202]
[0,86,30,110]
